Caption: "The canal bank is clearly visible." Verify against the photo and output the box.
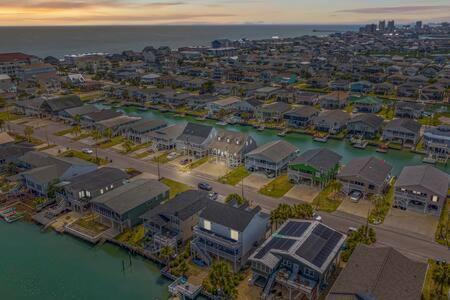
[98,104,450,175]
[0,221,170,300]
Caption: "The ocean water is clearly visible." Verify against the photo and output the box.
[0,25,359,58]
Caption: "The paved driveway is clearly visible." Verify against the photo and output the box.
[338,198,372,218]
[195,161,230,179]
[285,185,320,203]
[244,173,272,190]
[384,208,439,238]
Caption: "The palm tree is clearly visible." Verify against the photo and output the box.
[0,118,4,132]
[123,139,134,153]
[159,246,174,267]
[103,128,113,141]
[72,124,81,137]
[92,129,102,162]
[24,126,34,143]
[433,262,450,297]
[204,260,238,299]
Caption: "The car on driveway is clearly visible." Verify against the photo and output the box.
[313,212,322,222]
[198,182,212,191]
[167,152,178,160]
[208,192,218,200]
[82,148,93,154]
[180,158,192,165]
[349,190,362,203]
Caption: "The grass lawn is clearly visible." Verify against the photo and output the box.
[121,142,152,154]
[152,152,171,164]
[218,165,250,186]
[259,175,294,198]
[183,156,209,171]
[422,259,449,300]
[134,151,151,159]
[98,136,125,149]
[312,181,343,212]
[12,133,44,145]
[368,182,395,224]
[435,197,450,246]
[115,225,145,247]
[377,106,395,120]
[0,112,22,121]
[61,150,108,165]
[73,214,109,235]
[160,177,192,199]
[54,127,74,136]
[76,90,103,101]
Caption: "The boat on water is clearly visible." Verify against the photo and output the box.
[313,133,328,143]
[277,130,287,137]
[4,212,24,223]
[423,155,436,164]
[137,107,148,112]
[351,136,368,149]
[195,116,206,121]
[376,144,388,153]
[0,207,16,217]
[216,121,228,126]
[257,126,265,132]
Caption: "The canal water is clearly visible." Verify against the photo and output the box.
[0,222,170,300]
[104,105,450,176]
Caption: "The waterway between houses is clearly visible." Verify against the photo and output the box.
[1,221,170,300]
[103,104,450,176]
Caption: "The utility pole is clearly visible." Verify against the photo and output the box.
[157,156,161,180]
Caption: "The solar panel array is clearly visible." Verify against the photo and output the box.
[279,221,310,237]
[295,224,343,268]
[254,237,296,259]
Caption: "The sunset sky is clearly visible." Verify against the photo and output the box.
[0,0,449,26]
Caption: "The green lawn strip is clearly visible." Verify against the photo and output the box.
[259,175,294,198]
[218,165,250,186]
[312,180,343,212]
[115,225,145,247]
[377,106,395,120]
[435,197,450,246]
[61,150,108,165]
[0,112,22,121]
[134,151,151,159]
[152,152,170,164]
[160,178,192,199]
[12,133,44,145]
[121,142,152,154]
[184,156,209,170]
[54,127,74,136]
[72,132,92,141]
[422,259,449,300]
[368,181,395,224]
[98,136,125,149]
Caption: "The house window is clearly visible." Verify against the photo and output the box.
[78,191,85,198]
[230,229,239,241]
[432,195,438,203]
[86,191,91,197]
[110,184,114,189]
[100,189,104,194]
[304,267,315,279]
[203,220,211,230]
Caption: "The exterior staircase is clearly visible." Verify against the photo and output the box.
[191,238,212,266]
[262,271,278,299]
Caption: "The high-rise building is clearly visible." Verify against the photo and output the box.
[379,20,386,32]
[416,21,422,31]
[387,20,395,32]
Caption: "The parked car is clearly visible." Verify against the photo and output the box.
[349,190,362,203]
[198,182,212,191]
[265,171,275,178]
[347,227,357,235]
[208,192,218,200]
[167,152,178,160]
[82,148,93,154]
[313,212,322,222]
[180,158,192,165]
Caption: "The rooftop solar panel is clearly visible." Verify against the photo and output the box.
[254,237,296,259]
[279,221,310,237]
[295,224,344,268]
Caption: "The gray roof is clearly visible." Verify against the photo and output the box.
[141,190,209,222]
[395,165,448,197]
[92,179,169,215]
[385,118,421,134]
[396,101,425,111]
[64,104,99,117]
[316,110,350,123]
[327,245,427,300]
[348,113,384,129]
[259,102,291,113]
[338,157,392,185]
[200,200,262,232]
[83,109,122,122]
[209,129,255,154]
[246,140,298,163]
[284,106,319,118]
[64,167,128,192]
[146,123,186,141]
[176,122,214,145]
[127,119,167,133]
[43,95,83,112]
[21,165,64,184]
[291,148,342,171]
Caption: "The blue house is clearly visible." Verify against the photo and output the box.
[350,81,373,93]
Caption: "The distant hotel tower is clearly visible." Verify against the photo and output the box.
[378,20,386,32]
